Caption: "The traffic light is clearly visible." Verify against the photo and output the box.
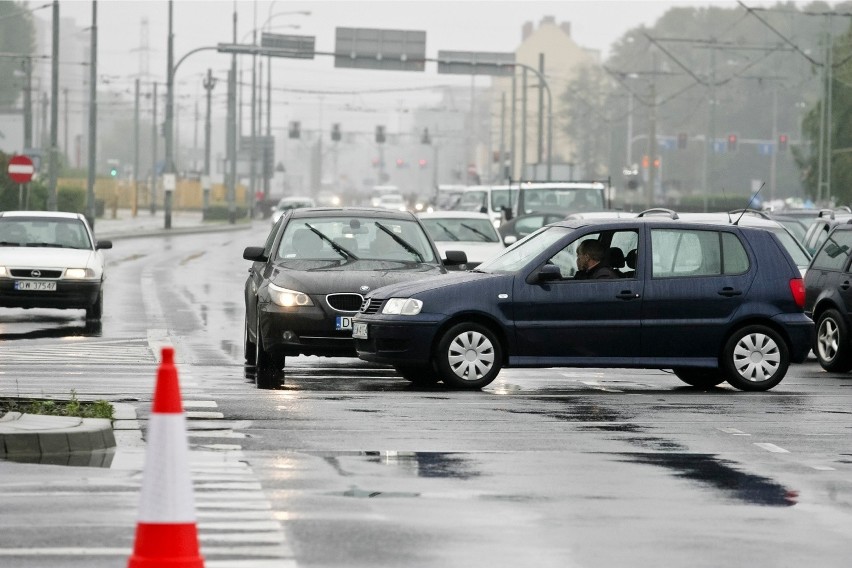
[395,158,406,168]
[288,121,300,139]
[778,133,789,152]
[677,132,688,150]
[420,128,431,145]
[375,125,386,144]
[110,167,118,177]
[331,123,341,142]
[418,158,428,168]
[727,133,738,152]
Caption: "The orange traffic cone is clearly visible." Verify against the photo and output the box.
[128,346,204,568]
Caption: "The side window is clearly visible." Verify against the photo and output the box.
[549,233,598,278]
[721,232,750,274]
[811,230,852,271]
[547,230,638,279]
[652,229,726,278]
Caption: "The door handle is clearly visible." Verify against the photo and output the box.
[718,287,742,297]
[616,291,640,300]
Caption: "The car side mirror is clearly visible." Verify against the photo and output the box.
[443,250,467,266]
[537,263,562,282]
[95,240,112,250]
[243,246,268,262]
[503,235,517,246]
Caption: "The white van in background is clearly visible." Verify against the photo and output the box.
[451,185,517,228]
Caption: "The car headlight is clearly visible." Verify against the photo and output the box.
[65,268,96,279]
[268,283,314,307]
[382,298,423,315]
[0,267,7,278]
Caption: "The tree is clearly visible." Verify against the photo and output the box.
[559,64,611,179]
[0,1,36,107]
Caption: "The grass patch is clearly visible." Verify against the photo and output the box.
[0,390,113,420]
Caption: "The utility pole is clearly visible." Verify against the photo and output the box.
[538,53,544,167]
[133,78,140,216]
[150,81,158,214]
[63,87,69,166]
[646,50,658,209]
[48,0,59,211]
[203,68,216,216]
[23,57,32,150]
[164,0,174,229]
[86,1,97,227]
[227,7,237,224]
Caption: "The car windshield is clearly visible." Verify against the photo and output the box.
[277,216,437,264]
[0,217,91,249]
[454,190,487,212]
[421,218,500,243]
[477,226,570,273]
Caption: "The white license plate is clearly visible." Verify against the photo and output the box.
[14,280,57,291]
[352,322,368,339]
[336,316,353,331]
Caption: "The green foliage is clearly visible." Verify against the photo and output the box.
[0,1,35,107]
[203,205,248,221]
[0,390,114,420]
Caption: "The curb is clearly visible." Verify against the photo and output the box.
[97,221,252,241]
[0,402,140,466]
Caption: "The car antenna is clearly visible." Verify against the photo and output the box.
[733,182,766,226]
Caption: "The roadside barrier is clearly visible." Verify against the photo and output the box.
[128,346,204,568]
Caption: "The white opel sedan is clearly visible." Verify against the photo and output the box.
[417,211,505,269]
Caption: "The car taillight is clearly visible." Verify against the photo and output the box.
[789,278,805,308]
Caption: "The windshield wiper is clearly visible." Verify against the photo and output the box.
[374,221,424,263]
[460,223,493,242]
[435,222,459,241]
[304,223,360,260]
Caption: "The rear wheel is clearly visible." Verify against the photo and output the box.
[434,322,502,389]
[672,368,726,388]
[815,309,852,372]
[85,291,103,321]
[255,317,282,389]
[394,365,439,385]
[722,325,789,391]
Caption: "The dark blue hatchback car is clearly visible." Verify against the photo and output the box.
[353,218,814,391]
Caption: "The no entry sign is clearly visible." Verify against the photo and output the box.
[7,155,35,184]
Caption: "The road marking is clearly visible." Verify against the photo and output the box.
[717,427,751,436]
[754,442,789,453]
[810,465,837,471]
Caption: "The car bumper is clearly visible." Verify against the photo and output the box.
[354,317,439,366]
[772,312,814,364]
[0,280,101,310]
[259,302,360,358]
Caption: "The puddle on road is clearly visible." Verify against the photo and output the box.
[311,450,481,480]
[619,452,798,507]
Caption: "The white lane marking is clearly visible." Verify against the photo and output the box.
[810,465,837,471]
[717,427,751,436]
[184,400,219,408]
[187,411,226,419]
[754,442,790,453]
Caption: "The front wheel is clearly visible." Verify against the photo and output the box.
[86,291,103,321]
[434,322,502,389]
[722,325,789,391]
[244,317,257,365]
[672,368,726,388]
[255,316,283,389]
[815,309,852,372]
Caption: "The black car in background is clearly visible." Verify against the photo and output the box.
[243,207,465,387]
[804,222,852,371]
[355,217,813,391]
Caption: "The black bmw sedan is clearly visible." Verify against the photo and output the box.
[243,207,465,387]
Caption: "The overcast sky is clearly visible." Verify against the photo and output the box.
[49,0,789,89]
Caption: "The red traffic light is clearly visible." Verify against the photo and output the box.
[778,134,789,152]
[418,158,428,168]
[727,134,738,152]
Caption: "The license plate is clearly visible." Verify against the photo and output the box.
[14,280,57,291]
[352,322,368,339]
[336,316,353,331]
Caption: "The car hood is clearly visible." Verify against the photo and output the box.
[270,261,446,295]
[0,247,101,271]
[367,269,496,298]
[434,242,505,264]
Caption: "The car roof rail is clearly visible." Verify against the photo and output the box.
[729,208,770,219]
[836,205,852,213]
[818,208,836,219]
[637,208,679,219]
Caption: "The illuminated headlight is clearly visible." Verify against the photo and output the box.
[492,219,501,229]
[382,298,423,315]
[65,268,95,279]
[0,266,7,278]
[269,283,313,307]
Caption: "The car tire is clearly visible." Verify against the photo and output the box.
[815,309,852,372]
[721,325,789,391]
[394,365,439,385]
[434,322,502,389]
[244,317,257,365]
[85,291,103,321]
[255,316,282,389]
[672,368,726,388]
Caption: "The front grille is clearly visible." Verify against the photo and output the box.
[360,298,383,315]
[10,269,63,278]
[326,293,363,312]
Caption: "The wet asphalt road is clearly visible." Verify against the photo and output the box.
[0,221,851,568]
